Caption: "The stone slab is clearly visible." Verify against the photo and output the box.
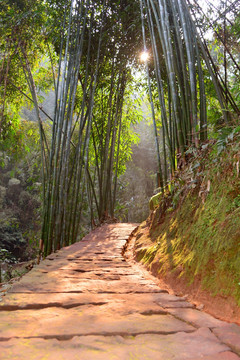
[0,292,177,311]
[189,352,240,360]
[0,308,194,339]
[213,324,240,355]
[168,308,228,328]
[0,293,170,318]
[8,278,163,294]
[7,259,162,293]
[38,261,133,271]
[160,301,194,309]
[0,328,229,360]
[16,268,147,282]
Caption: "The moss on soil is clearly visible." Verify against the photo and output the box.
[135,137,240,306]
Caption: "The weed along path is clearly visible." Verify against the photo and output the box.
[0,223,240,359]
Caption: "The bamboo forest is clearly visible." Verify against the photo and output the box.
[0,1,240,356]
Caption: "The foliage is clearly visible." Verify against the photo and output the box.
[140,0,209,186]
[0,120,45,269]
[1,0,239,259]
[138,0,240,192]
[189,0,240,119]
[0,0,55,160]
[0,0,146,256]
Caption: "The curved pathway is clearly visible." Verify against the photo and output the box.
[0,223,240,359]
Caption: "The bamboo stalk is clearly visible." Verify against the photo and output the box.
[140,0,164,190]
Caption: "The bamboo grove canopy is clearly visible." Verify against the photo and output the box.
[140,0,240,187]
[0,0,239,256]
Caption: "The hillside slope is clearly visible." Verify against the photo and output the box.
[134,131,240,324]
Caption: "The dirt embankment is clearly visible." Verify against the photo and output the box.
[133,138,240,325]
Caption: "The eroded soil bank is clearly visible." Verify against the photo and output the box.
[132,138,240,326]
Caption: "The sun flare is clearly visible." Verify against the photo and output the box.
[140,51,149,62]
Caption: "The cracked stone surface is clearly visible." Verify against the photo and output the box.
[0,223,239,359]
[213,324,240,355]
[167,308,227,329]
[190,353,240,360]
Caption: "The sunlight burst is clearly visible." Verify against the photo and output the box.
[140,51,149,62]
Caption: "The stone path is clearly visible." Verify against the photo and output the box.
[0,223,240,359]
